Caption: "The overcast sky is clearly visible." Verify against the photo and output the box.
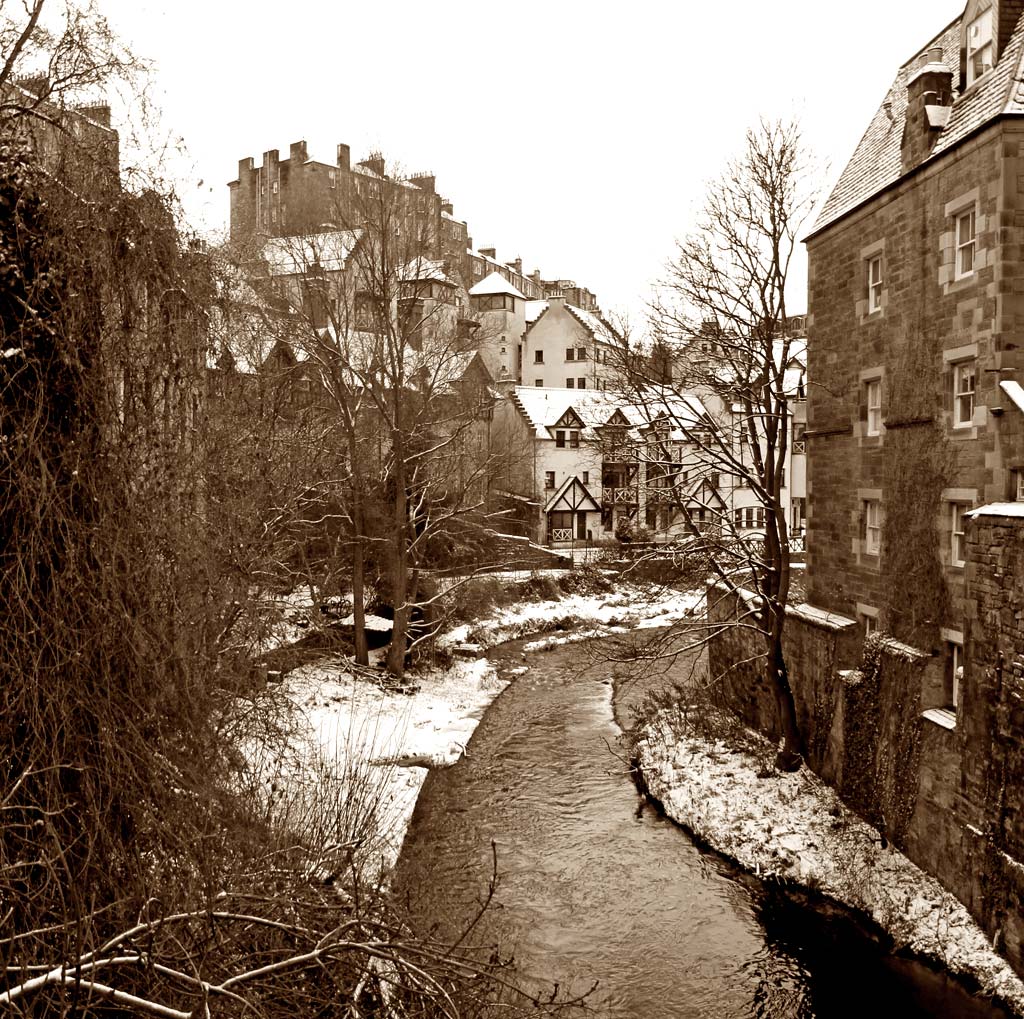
[94,0,961,321]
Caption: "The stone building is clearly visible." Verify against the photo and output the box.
[228,140,599,309]
[804,0,1024,709]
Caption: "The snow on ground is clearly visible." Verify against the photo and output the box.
[636,713,1024,1014]
[262,577,702,874]
[462,585,704,649]
[278,655,508,873]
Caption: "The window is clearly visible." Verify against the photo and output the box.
[535,379,543,387]
[955,208,976,278]
[950,502,969,567]
[534,351,544,364]
[566,348,575,361]
[792,497,806,533]
[545,471,555,490]
[967,9,993,86]
[862,613,878,637]
[577,347,588,361]
[272,179,279,194]
[328,169,337,189]
[567,378,575,389]
[1014,469,1024,501]
[953,360,976,428]
[577,378,586,389]
[569,430,580,449]
[867,255,883,313]
[792,424,806,454]
[556,430,566,448]
[945,640,963,713]
[866,378,882,435]
[864,499,882,555]
[733,507,765,529]
[582,471,589,485]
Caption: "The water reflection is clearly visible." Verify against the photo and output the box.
[396,637,1010,1018]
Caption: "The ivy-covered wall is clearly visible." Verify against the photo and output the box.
[960,510,1024,974]
[710,510,1024,979]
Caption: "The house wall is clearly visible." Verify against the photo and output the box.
[521,299,619,391]
[805,118,1024,642]
[708,508,1024,978]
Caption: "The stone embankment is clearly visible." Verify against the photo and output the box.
[634,713,1024,1016]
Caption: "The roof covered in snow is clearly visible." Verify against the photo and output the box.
[469,271,526,299]
[399,257,455,285]
[511,385,707,442]
[262,230,362,276]
[966,502,1024,519]
[812,10,1024,235]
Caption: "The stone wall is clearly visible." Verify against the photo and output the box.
[804,118,1024,640]
[710,510,1024,976]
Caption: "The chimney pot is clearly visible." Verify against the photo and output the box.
[336,143,351,171]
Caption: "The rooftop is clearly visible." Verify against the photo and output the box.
[812,7,1024,235]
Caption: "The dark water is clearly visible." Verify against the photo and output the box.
[396,637,1012,1018]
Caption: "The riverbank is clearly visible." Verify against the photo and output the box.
[266,577,700,874]
[634,708,1024,1015]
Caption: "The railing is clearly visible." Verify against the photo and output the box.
[551,528,574,542]
[602,488,638,505]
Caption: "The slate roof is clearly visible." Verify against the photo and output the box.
[812,8,1024,235]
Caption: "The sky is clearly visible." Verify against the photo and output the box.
[87,0,962,322]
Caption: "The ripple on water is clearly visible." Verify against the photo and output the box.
[396,637,1014,1019]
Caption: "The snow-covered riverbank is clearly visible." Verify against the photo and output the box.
[267,578,700,874]
[635,712,1024,1015]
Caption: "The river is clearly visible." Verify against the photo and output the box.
[395,634,1012,1018]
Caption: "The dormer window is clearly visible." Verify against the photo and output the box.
[967,8,993,85]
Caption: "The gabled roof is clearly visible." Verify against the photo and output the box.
[554,407,586,429]
[523,298,620,346]
[469,271,525,299]
[544,475,601,514]
[812,8,1024,235]
[262,230,362,275]
[510,386,708,442]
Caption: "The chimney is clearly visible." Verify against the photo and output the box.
[900,47,953,174]
[289,140,308,163]
[16,74,48,97]
[359,153,385,177]
[336,143,351,171]
[441,201,454,215]
[410,173,436,194]
[262,148,280,169]
[238,156,254,179]
[997,1,1024,63]
[513,257,523,275]
[76,104,111,128]
[479,247,497,259]
[531,269,541,284]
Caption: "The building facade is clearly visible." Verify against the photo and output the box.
[805,0,1024,707]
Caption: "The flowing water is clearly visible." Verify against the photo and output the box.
[396,635,1011,1018]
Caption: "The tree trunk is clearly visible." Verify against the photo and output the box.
[767,636,803,771]
[386,467,408,678]
[351,532,369,667]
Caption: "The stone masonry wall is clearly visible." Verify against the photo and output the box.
[709,515,1024,978]
[959,511,1024,967]
[805,119,1024,641]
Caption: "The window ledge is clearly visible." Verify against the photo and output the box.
[922,707,957,731]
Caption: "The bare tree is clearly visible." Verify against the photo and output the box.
[616,120,816,771]
[233,169,534,677]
